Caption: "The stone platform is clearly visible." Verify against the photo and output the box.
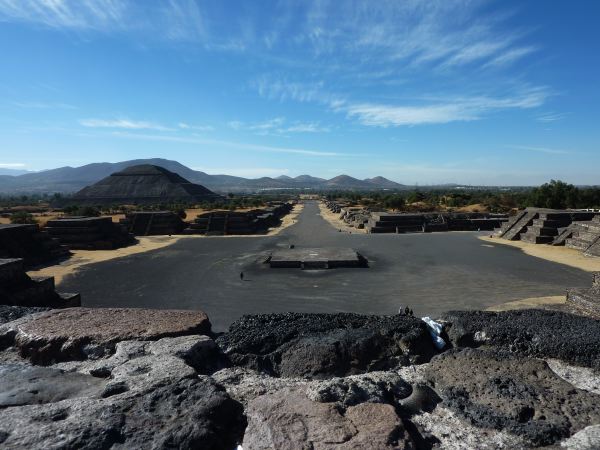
[269,247,366,269]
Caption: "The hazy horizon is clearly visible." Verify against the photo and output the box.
[1,1,599,185]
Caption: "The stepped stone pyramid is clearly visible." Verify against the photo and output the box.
[496,208,598,245]
[122,211,185,236]
[70,164,222,205]
[0,258,80,308]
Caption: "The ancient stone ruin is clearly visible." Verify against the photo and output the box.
[566,215,600,256]
[0,223,69,268]
[69,164,222,205]
[269,247,367,269]
[495,208,599,248]
[0,258,80,308]
[184,202,293,235]
[568,272,600,315]
[44,216,135,250]
[121,211,185,236]
[324,201,507,233]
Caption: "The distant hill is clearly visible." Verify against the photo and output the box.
[0,158,406,194]
[0,168,31,176]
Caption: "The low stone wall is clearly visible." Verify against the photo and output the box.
[0,306,599,448]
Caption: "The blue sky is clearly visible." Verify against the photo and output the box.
[0,0,599,185]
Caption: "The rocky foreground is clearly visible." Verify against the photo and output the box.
[0,307,599,449]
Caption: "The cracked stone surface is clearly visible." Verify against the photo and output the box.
[0,307,211,364]
[242,387,415,449]
[425,348,600,447]
[0,334,245,449]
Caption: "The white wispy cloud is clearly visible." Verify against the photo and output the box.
[507,145,571,155]
[110,131,346,157]
[0,0,128,30]
[484,46,538,68]
[228,117,330,135]
[178,122,214,132]
[341,88,549,127]
[13,101,77,109]
[536,112,568,123]
[79,118,174,131]
[0,163,26,168]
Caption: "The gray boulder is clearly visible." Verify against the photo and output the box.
[242,387,416,449]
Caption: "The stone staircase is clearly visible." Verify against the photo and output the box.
[566,216,600,256]
[496,210,538,241]
[520,213,574,244]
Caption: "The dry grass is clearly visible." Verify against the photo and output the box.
[453,203,490,213]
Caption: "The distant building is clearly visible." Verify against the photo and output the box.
[69,164,222,205]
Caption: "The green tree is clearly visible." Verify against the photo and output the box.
[10,211,37,224]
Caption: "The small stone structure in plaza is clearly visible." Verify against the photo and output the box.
[567,272,600,315]
[565,215,600,256]
[44,216,135,250]
[122,211,185,236]
[69,164,222,205]
[0,223,69,268]
[0,258,80,308]
[269,247,367,269]
[496,208,598,244]
[324,201,507,233]
[184,202,293,235]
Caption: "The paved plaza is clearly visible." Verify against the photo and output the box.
[61,201,591,330]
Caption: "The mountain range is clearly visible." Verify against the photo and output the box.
[0,158,406,194]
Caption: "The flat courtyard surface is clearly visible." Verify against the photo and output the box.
[60,201,591,331]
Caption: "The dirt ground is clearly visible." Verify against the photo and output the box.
[479,236,600,272]
[27,235,186,284]
[486,295,566,311]
[318,202,367,234]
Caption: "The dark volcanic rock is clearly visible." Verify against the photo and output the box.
[242,387,415,449]
[0,376,245,450]
[0,363,106,408]
[307,371,412,407]
[0,305,50,325]
[216,313,436,378]
[442,309,600,369]
[0,307,211,364]
[425,348,600,446]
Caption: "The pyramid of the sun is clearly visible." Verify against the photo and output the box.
[71,164,221,205]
